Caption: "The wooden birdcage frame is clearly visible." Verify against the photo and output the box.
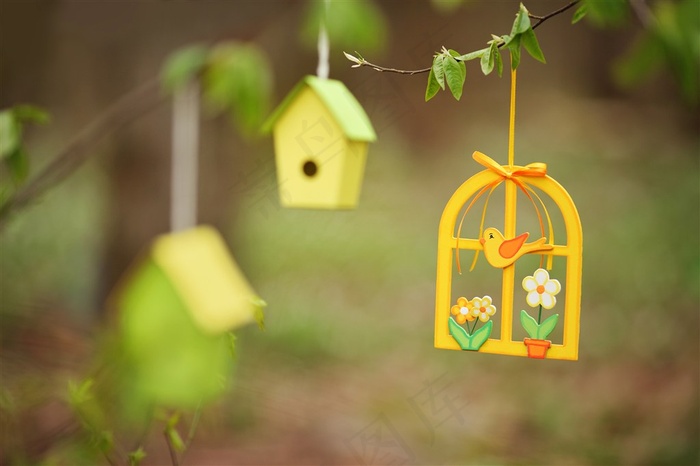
[434,159,583,360]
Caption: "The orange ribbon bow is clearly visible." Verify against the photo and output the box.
[455,151,555,273]
[472,150,547,180]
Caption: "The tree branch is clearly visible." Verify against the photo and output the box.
[531,0,580,30]
[164,431,181,466]
[629,0,657,29]
[0,78,162,230]
[347,1,580,75]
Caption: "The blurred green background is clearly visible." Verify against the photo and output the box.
[1,1,698,465]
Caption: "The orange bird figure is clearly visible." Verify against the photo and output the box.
[479,227,553,269]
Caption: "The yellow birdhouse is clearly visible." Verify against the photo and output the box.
[113,225,265,407]
[263,75,377,209]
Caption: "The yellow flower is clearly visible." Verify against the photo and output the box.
[451,297,476,324]
[522,268,561,309]
[470,295,497,322]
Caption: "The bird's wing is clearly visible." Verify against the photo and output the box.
[499,232,529,259]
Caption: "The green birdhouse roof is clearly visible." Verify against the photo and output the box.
[262,75,377,142]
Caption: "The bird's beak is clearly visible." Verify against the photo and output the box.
[479,238,485,245]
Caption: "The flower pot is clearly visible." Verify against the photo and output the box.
[523,338,551,359]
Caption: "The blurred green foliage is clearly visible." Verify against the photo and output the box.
[582,0,630,27]
[430,0,467,14]
[615,0,700,104]
[162,42,273,135]
[301,0,387,52]
[0,105,49,188]
[118,259,233,410]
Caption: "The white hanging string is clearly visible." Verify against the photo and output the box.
[170,79,200,232]
[316,0,330,79]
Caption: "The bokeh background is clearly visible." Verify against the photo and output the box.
[1,1,698,465]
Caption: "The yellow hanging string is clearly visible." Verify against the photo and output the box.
[455,67,555,272]
[508,68,517,168]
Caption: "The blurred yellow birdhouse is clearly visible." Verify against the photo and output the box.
[263,75,377,209]
[113,225,265,407]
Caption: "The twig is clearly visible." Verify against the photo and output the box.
[531,0,580,30]
[179,401,203,464]
[164,431,180,466]
[0,78,162,230]
[185,403,202,450]
[629,0,657,29]
[351,60,431,75]
[348,1,580,75]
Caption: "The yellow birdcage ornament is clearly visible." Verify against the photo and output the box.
[434,70,583,360]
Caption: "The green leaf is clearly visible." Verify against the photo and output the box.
[0,388,15,414]
[572,3,588,24]
[204,42,273,135]
[163,412,187,455]
[448,49,467,85]
[120,260,233,408]
[161,45,209,92]
[481,42,497,75]
[166,425,185,452]
[0,111,20,160]
[510,3,532,36]
[470,320,493,349]
[6,146,29,184]
[166,411,181,429]
[301,0,387,52]
[128,447,147,466]
[91,430,114,454]
[343,51,363,67]
[447,49,467,85]
[12,105,49,125]
[654,0,700,103]
[583,0,629,27]
[432,54,445,90]
[425,67,441,102]
[494,46,504,77]
[448,316,472,350]
[253,297,266,330]
[537,313,559,340]
[613,0,698,104]
[228,332,237,359]
[520,310,539,339]
[613,32,664,89]
[431,0,465,14]
[68,378,95,406]
[444,53,465,100]
[456,47,488,62]
[507,34,521,70]
[522,28,546,63]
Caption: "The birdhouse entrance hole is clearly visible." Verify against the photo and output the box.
[302,160,318,177]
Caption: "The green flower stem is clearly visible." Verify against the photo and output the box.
[469,319,479,334]
[537,304,542,324]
